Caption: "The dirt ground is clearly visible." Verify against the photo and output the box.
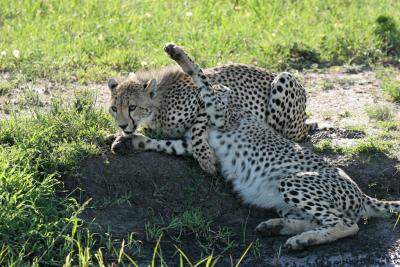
[67,147,400,266]
[2,66,400,265]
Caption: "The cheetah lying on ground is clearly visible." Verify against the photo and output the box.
[164,43,400,250]
[107,48,315,174]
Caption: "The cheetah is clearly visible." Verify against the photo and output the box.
[164,43,400,250]
[107,48,315,174]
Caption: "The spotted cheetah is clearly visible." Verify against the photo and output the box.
[107,47,315,174]
[164,43,400,250]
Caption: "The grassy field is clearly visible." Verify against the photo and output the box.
[0,0,400,266]
[1,0,400,85]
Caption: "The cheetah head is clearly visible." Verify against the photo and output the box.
[107,76,159,136]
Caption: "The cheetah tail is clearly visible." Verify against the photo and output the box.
[364,196,400,218]
[307,122,319,133]
[307,123,338,134]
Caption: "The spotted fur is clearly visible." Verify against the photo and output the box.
[164,43,400,250]
[107,47,315,174]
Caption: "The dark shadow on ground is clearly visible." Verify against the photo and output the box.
[65,138,400,266]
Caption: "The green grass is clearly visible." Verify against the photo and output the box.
[0,74,24,96]
[383,80,400,102]
[1,0,400,84]
[365,105,394,121]
[313,139,345,154]
[319,79,335,91]
[0,93,114,265]
[145,210,237,255]
[168,210,212,235]
[376,67,400,102]
[344,125,367,134]
[349,137,394,155]
[145,210,213,242]
[313,137,394,156]
[377,121,400,131]
[0,81,13,96]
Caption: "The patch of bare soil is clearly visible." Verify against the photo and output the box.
[301,69,400,132]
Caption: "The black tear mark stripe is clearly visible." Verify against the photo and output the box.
[128,112,135,126]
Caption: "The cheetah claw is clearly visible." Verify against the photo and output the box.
[111,136,133,154]
[104,133,118,147]
[284,236,314,251]
[164,43,182,60]
[255,222,283,236]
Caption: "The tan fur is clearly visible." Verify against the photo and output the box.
[107,50,314,174]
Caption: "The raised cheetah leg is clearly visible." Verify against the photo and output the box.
[164,43,228,130]
[284,217,359,250]
[267,72,311,141]
[111,134,192,156]
[256,218,319,236]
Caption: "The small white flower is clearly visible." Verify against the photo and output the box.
[12,49,20,59]
[145,13,152,18]
[140,61,148,67]
[185,11,193,17]
[0,51,6,56]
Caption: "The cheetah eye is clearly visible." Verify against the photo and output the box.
[111,106,117,112]
[129,105,136,112]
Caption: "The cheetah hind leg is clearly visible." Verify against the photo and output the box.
[190,111,219,174]
[194,146,218,175]
[306,122,319,134]
[284,218,359,251]
[256,218,319,236]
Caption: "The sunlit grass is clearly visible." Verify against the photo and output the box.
[0,0,399,84]
[313,137,394,156]
[365,106,394,121]
[0,92,113,264]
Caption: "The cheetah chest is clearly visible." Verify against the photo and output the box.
[207,125,285,210]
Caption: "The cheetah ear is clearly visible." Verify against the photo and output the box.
[145,78,157,99]
[107,78,118,93]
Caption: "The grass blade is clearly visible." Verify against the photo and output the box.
[235,242,253,267]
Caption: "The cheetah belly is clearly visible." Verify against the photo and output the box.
[208,127,285,210]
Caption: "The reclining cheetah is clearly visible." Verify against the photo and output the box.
[107,48,315,174]
[164,43,400,250]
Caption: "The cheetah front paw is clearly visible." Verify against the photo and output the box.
[111,135,133,154]
[255,220,284,236]
[104,133,119,147]
[284,235,315,251]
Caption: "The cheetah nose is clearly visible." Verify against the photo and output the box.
[119,124,128,130]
